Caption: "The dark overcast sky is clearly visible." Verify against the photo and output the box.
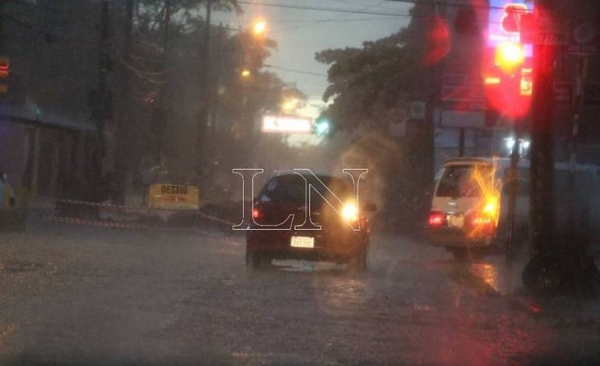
[215,0,414,100]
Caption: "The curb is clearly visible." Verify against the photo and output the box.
[455,265,546,316]
[452,266,502,297]
[461,265,600,320]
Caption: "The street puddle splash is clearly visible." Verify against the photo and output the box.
[470,263,500,290]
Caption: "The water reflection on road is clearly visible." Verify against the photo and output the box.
[0,228,588,365]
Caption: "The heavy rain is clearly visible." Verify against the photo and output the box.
[1,0,599,365]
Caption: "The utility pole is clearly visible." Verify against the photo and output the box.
[156,0,171,165]
[93,0,112,181]
[206,23,224,169]
[114,0,135,204]
[417,0,439,213]
[98,0,111,141]
[196,0,213,189]
[149,0,171,168]
[210,23,224,136]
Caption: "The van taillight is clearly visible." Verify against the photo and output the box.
[252,208,262,219]
[428,211,446,227]
[471,215,493,226]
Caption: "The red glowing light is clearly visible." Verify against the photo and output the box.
[429,211,446,227]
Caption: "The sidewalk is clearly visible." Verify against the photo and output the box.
[468,251,600,326]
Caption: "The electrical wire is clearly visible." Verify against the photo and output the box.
[383,0,519,11]
[227,16,403,25]
[263,64,327,77]
[271,1,399,33]
[324,0,410,12]
[236,1,413,17]
[238,0,524,14]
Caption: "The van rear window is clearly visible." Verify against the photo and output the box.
[436,165,491,197]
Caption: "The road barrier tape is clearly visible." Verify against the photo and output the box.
[55,199,148,212]
[43,215,148,229]
[56,199,198,213]
[43,213,237,230]
[52,199,239,228]
[198,212,237,226]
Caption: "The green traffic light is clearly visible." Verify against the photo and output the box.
[314,119,330,136]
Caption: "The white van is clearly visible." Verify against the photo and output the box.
[428,157,600,259]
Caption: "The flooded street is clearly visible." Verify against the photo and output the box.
[1,223,591,365]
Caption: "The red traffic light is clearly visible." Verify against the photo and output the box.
[484,43,531,119]
[494,42,524,75]
[0,57,9,94]
[0,57,9,79]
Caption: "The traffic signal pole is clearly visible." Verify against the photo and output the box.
[523,0,600,297]
[530,34,556,255]
[521,0,561,295]
[0,0,4,55]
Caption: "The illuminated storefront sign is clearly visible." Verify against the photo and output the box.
[488,0,533,57]
[261,115,313,134]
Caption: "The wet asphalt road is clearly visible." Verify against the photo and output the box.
[0,223,597,366]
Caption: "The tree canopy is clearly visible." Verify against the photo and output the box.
[315,4,442,228]
[124,1,307,183]
[316,4,443,134]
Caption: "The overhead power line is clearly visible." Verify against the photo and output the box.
[270,0,407,33]
[238,0,518,14]
[271,16,405,33]
[264,64,327,77]
[328,0,407,12]
[384,0,516,11]
[228,16,403,26]
[236,1,412,17]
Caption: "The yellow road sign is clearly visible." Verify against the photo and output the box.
[148,184,199,210]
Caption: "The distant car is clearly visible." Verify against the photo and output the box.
[245,171,376,270]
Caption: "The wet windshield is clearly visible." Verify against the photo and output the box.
[1,1,599,365]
